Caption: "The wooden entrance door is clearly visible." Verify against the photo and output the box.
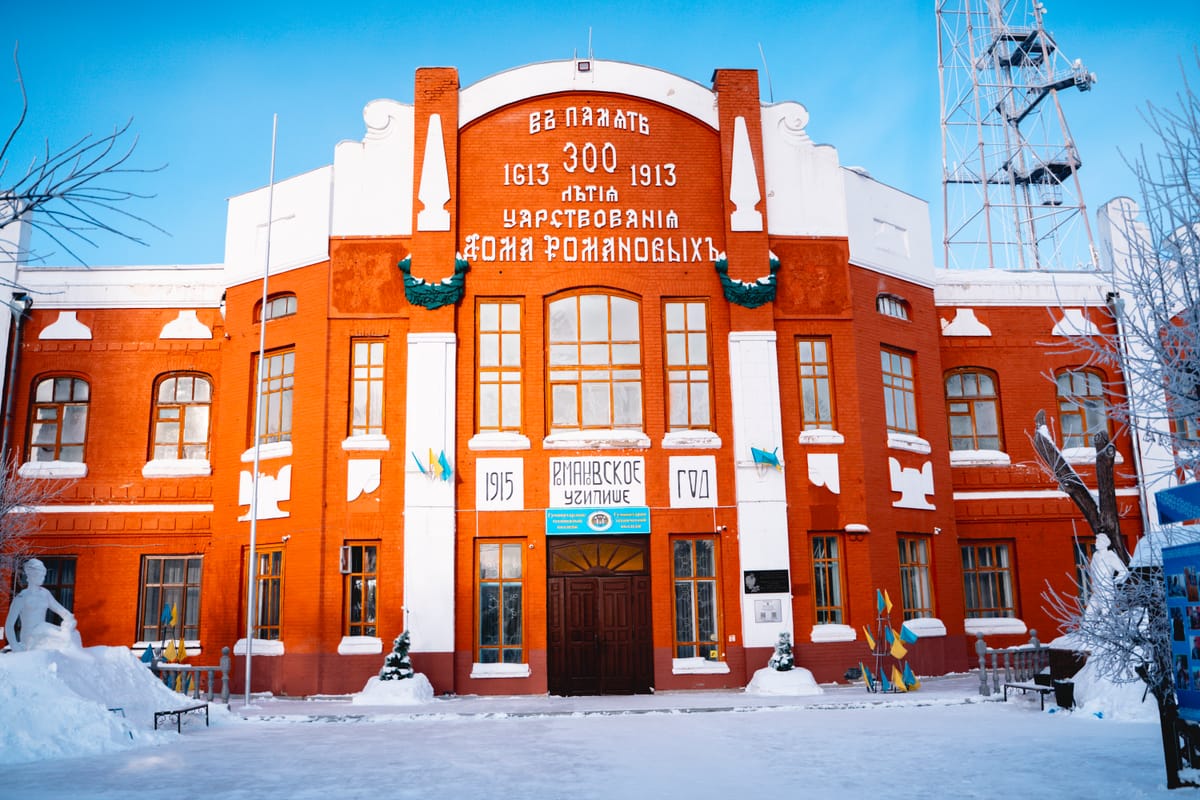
[547,537,652,695]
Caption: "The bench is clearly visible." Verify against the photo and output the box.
[154,703,209,732]
[1003,679,1053,710]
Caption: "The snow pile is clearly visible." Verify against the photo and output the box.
[351,673,435,705]
[1070,658,1158,721]
[744,666,824,696]
[0,646,231,765]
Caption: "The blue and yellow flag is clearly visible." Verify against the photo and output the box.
[876,589,885,613]
[889,629,908,660]
[863,625,876,651]
[438,450,453,481]
[900,623,919,644]
[891,665,908,692]
[878,668,893,692]
[903,662,921,690]
[160,603,173,626]
[859,662,876,691]
[750,447,782,470]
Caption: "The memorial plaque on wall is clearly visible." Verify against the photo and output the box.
[743,569,789,594]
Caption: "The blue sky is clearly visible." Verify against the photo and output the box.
[4,0,1197,268]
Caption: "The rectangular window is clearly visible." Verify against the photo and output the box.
[882,349,918,435]
[254,349,295,445]
[477,301,523,433]
[344,543,378,637]
[350,340,386,437]
[797,338,835,430]
[961,543,1016,618]
[252,548,284,640]
[811,535,844,624]
[138,556,202,641]
[897,536,934,620]
[548,294,642,430]
[153,374,213,460]
[19,556,76,626]
[664,300,712,430]
[477,541,524,663]
[673,537,720,660]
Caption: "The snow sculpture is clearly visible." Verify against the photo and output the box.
[1085,533,1129,617]
[4,559,82,652]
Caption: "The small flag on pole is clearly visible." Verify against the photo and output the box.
[140,644,155,663]
[750,447,782,470]
[860,662,876,692]
[900,623,919,644]
[903,662,921,690]
[878,668,893,692]
[411,451,427,474]
[160,603,173,626]
[438,450,453,482]
[883,590,894,614]
[888,629,908,660]
[863,625,876,651]
[876,589,885,613]
[891,665,908,692]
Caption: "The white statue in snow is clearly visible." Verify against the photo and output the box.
[4,558,81,651]
[1085,533,1129,617]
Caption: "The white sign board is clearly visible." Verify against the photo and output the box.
[669,455,717,508]
[549,456,645,507]
[476,457,525,511]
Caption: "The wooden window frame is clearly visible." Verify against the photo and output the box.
[251,546,284,641]
[546,292,643,431]
[476,540,525,664]
[150,372,213,460]
[797,337,836,431]
[349,339,386,437]
[897,535,934,620]
[811,534,845,624]
[476,299,524,434]
[1055,368,1108,449]
[876,293,910,321]
[663,299,713,431]
[671,535,722,661]
[961,542,1017,618]
[252,348,295,445]
[881,348,918,435]
[27,375,90,463]
[255,292,297,322]
[137,555,203,641]
[343,542,379,637]
[945,368,1002,451]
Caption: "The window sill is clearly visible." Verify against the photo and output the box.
[142,459,212,478]
[949,450,1010,467]
[1062,446,1124,465]
[809,624,856,643]
[233,638,285,656]
[798,429,845,446]
[963,617,1025,637]
[901,617,947,638]
[661,430,722,449]
[337,636,383,655]
[341,434,390,452]
[844,523,870,534]
[240,441,293,463]
[19,461,87,479]
[468,432,532,451]
[470,662,532,679]
[887,432,931,455]
[543,429,651,450]
[133,640,201,658]
[672,657,730,675]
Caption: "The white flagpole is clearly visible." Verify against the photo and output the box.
[244,113,278,707]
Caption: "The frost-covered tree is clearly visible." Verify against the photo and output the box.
[379,630,414,681]
[1,43,162,266]
[0,456,68,590]
[767,632,794,672]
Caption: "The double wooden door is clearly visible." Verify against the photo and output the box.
[547,537,653,696]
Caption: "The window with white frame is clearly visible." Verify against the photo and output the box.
[28,376,89,463]
[151,373,213,460]
[945,369,1001,451]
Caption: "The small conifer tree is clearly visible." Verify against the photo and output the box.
[767,631,794,671]
[379,630,414,680]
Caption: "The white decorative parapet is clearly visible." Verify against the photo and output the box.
[940,308,992,337]
[159,310,213,339]
[39,311,92,340]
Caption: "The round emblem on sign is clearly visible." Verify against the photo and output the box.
[587,511,613,532]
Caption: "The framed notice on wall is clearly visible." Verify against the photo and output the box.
[1163,542,1200,721]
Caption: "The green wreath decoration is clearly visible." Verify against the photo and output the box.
[714,252,781,309]
[397,254,470,310]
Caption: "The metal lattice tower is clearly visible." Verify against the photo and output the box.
[938,0,1098,271]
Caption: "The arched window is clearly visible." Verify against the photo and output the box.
[255,292,297,322]
[547,292,642,430]
[28,376,90,463]
[876,293,910,321]
[151,373,213,460]
[945,368,1002,451]
[1056,368,1108,449]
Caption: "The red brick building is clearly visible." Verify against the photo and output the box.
[0,59,1143,696]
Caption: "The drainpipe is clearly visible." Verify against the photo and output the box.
[2,293,33,463]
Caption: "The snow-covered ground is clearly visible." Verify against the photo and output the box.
[0,646,1181,798]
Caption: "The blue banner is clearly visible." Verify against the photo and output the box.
[1157,483,1200,524]
[545,506,651,535]
[1162,542,1200,721]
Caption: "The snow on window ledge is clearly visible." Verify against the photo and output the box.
[470,662,532,679]
[240,441,293,463]
[132,640,202,657]
[142,459,212,478]
[19,461,87,479]
[543,429,651,450]
[467,432,532,451]
[887,433,931,454]
[949,450,1011,467]
[233,638,286,656]
[798,429,845,446]
[661,430,722,449]
[1062,446,1124,465]
[340,434,390,452]
[963,617,1026,637]
[900,617,947,638]
[844,523,870,534]
[337,636,383,655]
[810,624,856,643]
[672,657,730,675]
